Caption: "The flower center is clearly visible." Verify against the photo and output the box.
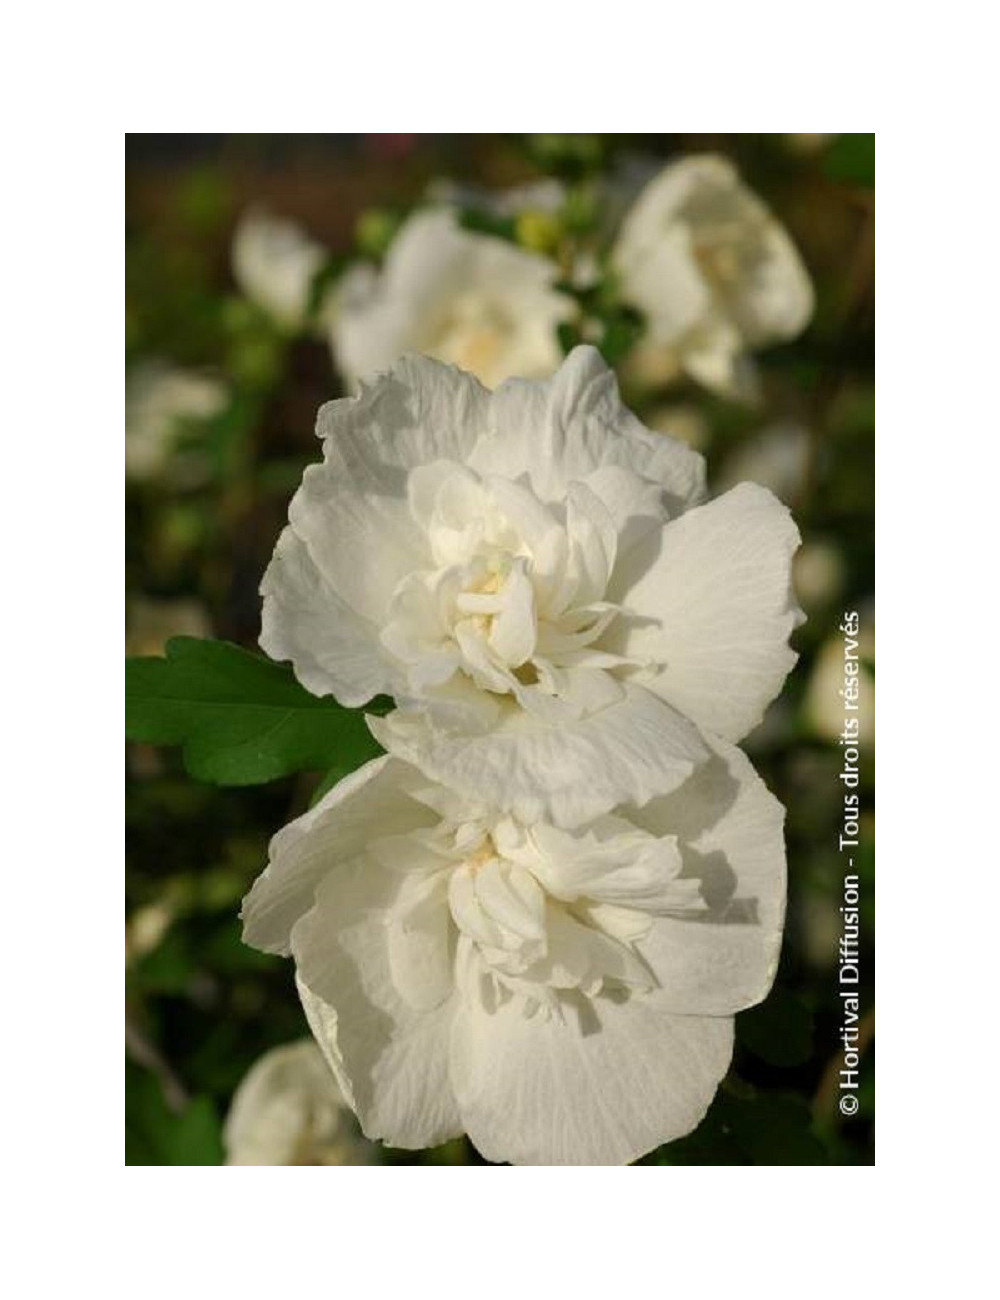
[427,295,511,384]
[380,466,642,721]
[379,810,709,1017]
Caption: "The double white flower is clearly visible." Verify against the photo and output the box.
[248,344,802,1164]
[243,741,786,1166]
[260,346,800,826]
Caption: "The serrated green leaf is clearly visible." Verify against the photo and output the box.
[125,636,382,786]
[738,987,815,1067]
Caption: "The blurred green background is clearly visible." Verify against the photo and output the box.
[125,133,874,1165]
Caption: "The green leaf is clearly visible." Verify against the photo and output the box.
[737,987,815,1067]
[125,637,382,786]
[309,765,346,808]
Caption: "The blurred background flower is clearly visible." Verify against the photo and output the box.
[125,133,873,1166]
[231,208,332,334]
[125,361,228,483]
[331,208,571,389]
[612,155,814,401]
[223,1039,376,1165]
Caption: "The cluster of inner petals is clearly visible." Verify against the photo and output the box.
[373,803,707,1020]
[379,463,644,721]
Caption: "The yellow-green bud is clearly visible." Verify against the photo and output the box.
[515,210,562,255]
[355,209,400,259]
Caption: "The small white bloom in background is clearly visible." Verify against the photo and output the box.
[242,746,786,1166]
[331,209,571,391]
[612,155,814,400]
[224,1039,375,1165]
[125,902,174,965]
[805,605,874,747]
[715,423,811,506]
[261,346,802,827]
[232,208,329,332]
[125,361,228,482]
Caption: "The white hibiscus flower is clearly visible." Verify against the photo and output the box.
[241,745,786,1166]
[224,1039,375,1165]
[331,208,571,390]
[260,346,802,827]
[232,208,329,332]
[612,155,814,400]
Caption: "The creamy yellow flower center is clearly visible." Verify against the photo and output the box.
[380,465,642,722]
[426,294,512,385]
[377,810,709,1018]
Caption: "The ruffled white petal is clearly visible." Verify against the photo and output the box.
[469,346,706,515]
[386,870,454,1011]
[262,355,493,696]
[318,352,493,472]
[580,464,673,560]
[259,526,393,703]
[449,991,733,1165]
[287,458,427,629]
[293,859,463,1150]
[528,820,691,914]
[241,757,434,957]
[369,683,709,829]
[612,481,802,741]
[631,735,786,1014]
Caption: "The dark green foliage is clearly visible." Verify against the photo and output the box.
[738,987,815,1067]
[125,1062,225,1166]
[825,134,875,188]
[125,636,383,786]
[647,1089,829,1165]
